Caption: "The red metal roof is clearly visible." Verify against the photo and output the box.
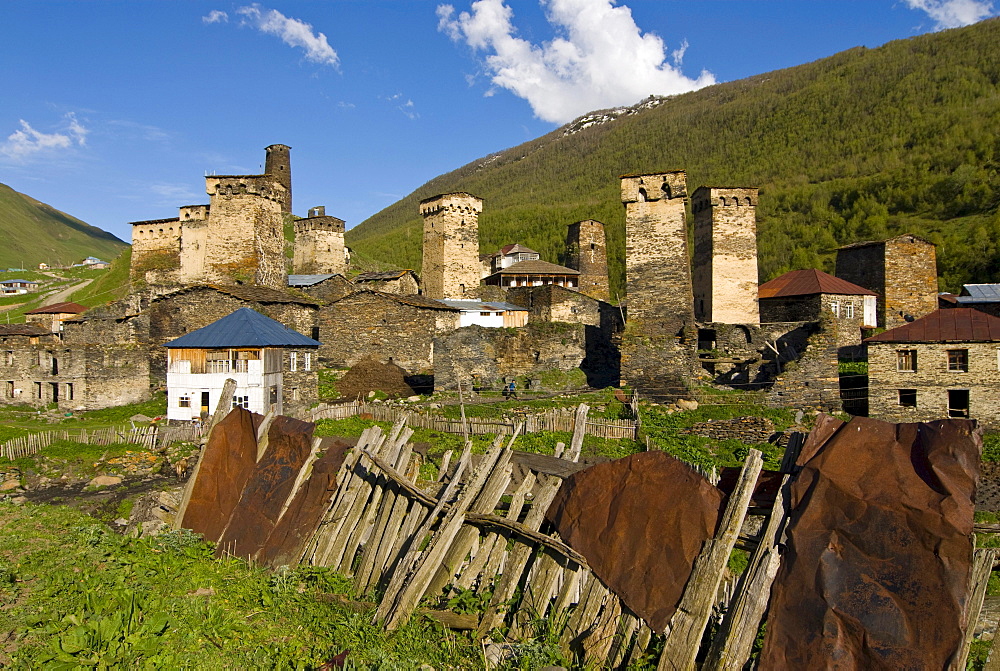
[865,308,1000,343]
[758,269,877,299]
[24,302,88,315]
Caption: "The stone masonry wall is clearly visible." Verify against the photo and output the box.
[420,193,482,299]
[619,172,697,398]
[868,341,1000,427]
[281,349,319,416]
[565,219,610,302]
[293,216,346,275]
[692,187,759,324]
[433,322,587,391]
[883,236,938,328]
[317,292,459,372]
[767,316,843,412]
[130,218,182,284]
[202,176,287,289]
[0,343,149,410]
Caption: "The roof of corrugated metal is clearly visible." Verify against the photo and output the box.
[864,308,1000,343]
[957,284,1000,303]
[437,299,528,312]
[287,274,338,287]
[758,269,877,299]
[500,243,539,255]
[163,307,320,349]
[355,270,413,282]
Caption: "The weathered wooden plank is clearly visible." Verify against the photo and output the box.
[562,570,608,652]
[354,441,415,592]
[511,450,589,479]
[627,624,653,669]
[583,589,622,667]
[657,449,764,671]
[436,450,453,482]
[606,610,640,670]
[703,475,791,670]
[376,443,474,621]
[958,547,998,670]
[380,439,509,629]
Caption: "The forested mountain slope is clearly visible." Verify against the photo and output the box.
[346,18,1000,296]
[0,182,126,269]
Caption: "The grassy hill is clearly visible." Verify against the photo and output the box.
[0,182,126,270]
[346,18,1000,296]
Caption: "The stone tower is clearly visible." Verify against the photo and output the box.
[692,186,760,324]
[293,207,347,275]
[835,234,937,329]
[566,219,610,302]
[620,171,696,397]
[420,193,482,299]
[265,144,292,214]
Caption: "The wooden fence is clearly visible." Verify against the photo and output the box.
[308,401,639,440]
[0,423,199,461]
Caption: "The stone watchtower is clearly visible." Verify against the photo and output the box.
[566,219,610,302]
[265,144,292,214]
[835,234,937,329]
[420,193,482,299]
[293,206,347,275]
[619,171,697,398]
[692,187,760,325]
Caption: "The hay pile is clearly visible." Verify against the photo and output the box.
[336,357,416,399]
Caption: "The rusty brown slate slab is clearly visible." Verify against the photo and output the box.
[759,415,980,669]
[258,437,353,568]
[216,415,316,559]
[180,408,262,543]
[545,451,723,632]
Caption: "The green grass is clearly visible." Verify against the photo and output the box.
[67,247,132,308]
[0,502,485,669]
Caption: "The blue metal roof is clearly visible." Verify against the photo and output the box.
[163,307,320,349]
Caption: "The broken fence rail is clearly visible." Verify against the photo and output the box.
[307,401,639,440]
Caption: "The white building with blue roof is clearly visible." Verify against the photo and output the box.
[163,307,320,421]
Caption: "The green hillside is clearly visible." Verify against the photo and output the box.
[346,18,1000,296]
[0,182,127,269]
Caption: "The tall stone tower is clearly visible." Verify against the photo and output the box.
[420,193,482,299]
[265,144,292,214]
[566,219,610,302]
[293,206,347,275]
[620,171,696,397]
[692,186,760,324]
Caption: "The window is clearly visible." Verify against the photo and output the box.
[66,383,73,401]
[4,351,12,366]
[843,302,854,319]
[232,395,249,409]
[948,389,970,418]
[5,381,12,398]
[289,351,298,372]
[896,349,917,372]
[898,389,917,407]
[480,311,491,316]
[947,349,968,372]
[178,395,191,408]
[291,387,300,401]
[830,300,840,316]
[269,386,279,406]
[34,381,41,399]
[304,352,312,371]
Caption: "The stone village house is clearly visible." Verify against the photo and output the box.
[164,307,320,421]
[866,308,1000,427]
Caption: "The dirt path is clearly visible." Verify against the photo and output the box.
[43,277,92,305]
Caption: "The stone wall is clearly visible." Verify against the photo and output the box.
[281,349,319,415]
[566,219,610,302]
[433,322,589,391]
[835,235,937,329]
[692,186,759,324]
[0,343,149,410]
[681,416,776,444]
[420,193,482,299]
[766,316,843,412]
[317,291,459,372]
[620,172,697,398]
[868,341,1000,427]
[293,215,346,275]
[130,218,183,284]
[760,293,866,354]
[298,275,355,302]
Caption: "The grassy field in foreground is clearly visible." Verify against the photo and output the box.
[0,502,488,669]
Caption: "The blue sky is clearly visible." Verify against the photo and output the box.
[0,0,995,247]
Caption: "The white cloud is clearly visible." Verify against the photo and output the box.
[150,182,202,204]
[437,0,715,124]
[235,4,339,69]
[202,10,229,24]
[904,0,994,29]
[0,113,89,162]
